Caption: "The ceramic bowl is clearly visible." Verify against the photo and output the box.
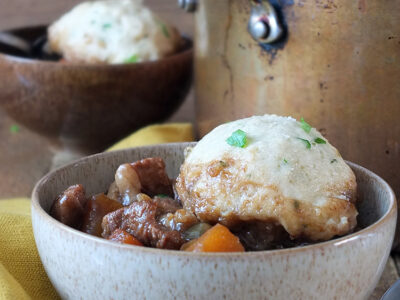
[31,143,397,300]
[0,26,192,151]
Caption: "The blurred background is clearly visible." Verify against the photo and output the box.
[0,0,195,123]
[0,0,194,198]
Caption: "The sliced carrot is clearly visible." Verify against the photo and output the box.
[182,224,245,252]
[81,193,123,237]
[108,229,143,246]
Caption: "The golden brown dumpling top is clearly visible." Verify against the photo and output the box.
[176,115,358,241]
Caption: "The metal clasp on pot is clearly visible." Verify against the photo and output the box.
[248,0,283,44]
[178,0,197,12]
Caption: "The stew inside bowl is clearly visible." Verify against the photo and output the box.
[49,115,365,252]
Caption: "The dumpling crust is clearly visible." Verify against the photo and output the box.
[176,115,358,241]
[48,0,181,64]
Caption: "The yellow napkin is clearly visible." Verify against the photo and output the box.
[0,123,194,300]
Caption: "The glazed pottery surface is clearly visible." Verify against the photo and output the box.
[0,26,193,151]
[194,0,400,198]
[32,143,397,300]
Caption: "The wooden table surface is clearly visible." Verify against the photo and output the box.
[0,1,398,299]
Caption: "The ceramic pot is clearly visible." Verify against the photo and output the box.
[191,0,400,199]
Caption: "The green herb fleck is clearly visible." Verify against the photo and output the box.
[160,23,170,38]
[314,137,326,144]
[10,124,19,133]
[283,159,288,164]
[226,129,248,148]
[297,138,311,149]
[293,200,300,210]
[219,161,227,167]
[300,117,312,133]
[331,159,338,163]
[156,194,169,198]
[102,23,112,29]
[124,55,139,64]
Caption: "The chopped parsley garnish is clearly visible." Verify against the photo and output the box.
[156,194,169,198]
[297,138,311,149]
[124,55,139,63]
[10,124,19,133]
[102,23,112,29]
[331,159,338,163]
[219,161,227,167]
[226,129,248,148]
[300,117,312,133]
[283,159,288,164]
[314,137,326,144]
[159,23,170,38]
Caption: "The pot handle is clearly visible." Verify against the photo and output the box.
[248,0,283,44]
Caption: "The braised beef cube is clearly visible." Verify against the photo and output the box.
[102,200,184,250]
[81,194,123,237]
[131,157,173,197]
[152,195,181,215]
[50,184,87,228]
[160,209,198,232]
[233,222,293,251]
[102,207,124,238]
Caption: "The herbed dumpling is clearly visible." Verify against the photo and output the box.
[48,0,181,64]
[176,115,358,242]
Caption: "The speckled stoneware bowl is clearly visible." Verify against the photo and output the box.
[0,26,192,151]
[31,143,397,300]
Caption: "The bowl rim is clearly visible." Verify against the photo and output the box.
[0,24,193,68]
[31,142,398,258]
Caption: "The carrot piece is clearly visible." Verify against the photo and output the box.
[182,224,245,252]
[108,229,143,246]
[81,194,123,237]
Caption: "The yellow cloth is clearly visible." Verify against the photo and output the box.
[0,123,194,300]
[108,123,194,151]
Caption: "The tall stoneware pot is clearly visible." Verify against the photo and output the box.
[192,0,400,199]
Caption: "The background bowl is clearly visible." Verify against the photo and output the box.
[0,26,193,152]
[32,143,397,300]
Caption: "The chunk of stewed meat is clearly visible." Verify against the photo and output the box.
[101,207,124,235]
[81,194,123,237]
[152,195,181,215]
[131,157,173,197]
[102,200,184,249]
[136,193,196,232]
[233,222,296,251]
[159,209,198,232]
[50,184,87,228]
